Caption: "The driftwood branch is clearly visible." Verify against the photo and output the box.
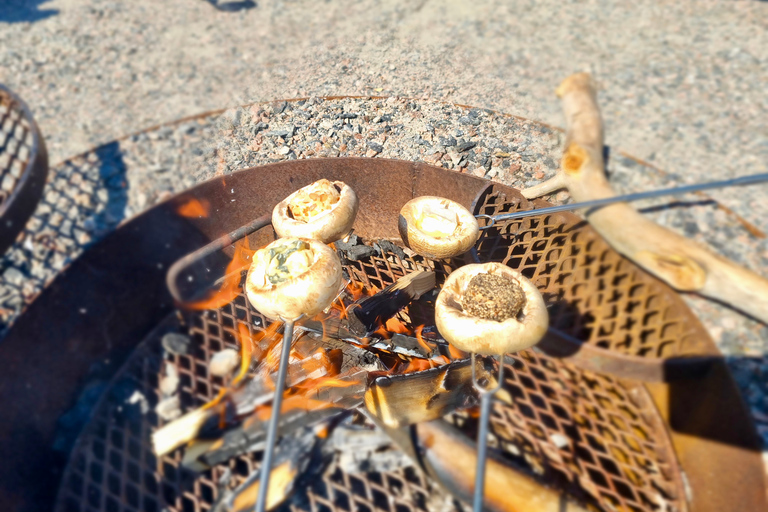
[521,173,566,199]
[526,73,768,324]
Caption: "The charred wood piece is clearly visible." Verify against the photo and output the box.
[213,426,321,512]
[375,418,591,512]
[364,357,494,428]
[347,270,436,335]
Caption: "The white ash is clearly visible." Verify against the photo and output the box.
[155,395,182,422]
[159,362,180,397]
[126,390,149,415]
[209,348,240,377]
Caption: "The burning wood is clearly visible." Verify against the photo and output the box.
[213,426,321,512]
[346,270,436,335]
[182,237,254,310]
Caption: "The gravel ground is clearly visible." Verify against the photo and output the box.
[1,0,767,487]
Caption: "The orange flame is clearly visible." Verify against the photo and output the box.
[447,343,467,360]
[400,358,436,374]
[414,325,433,353]
[184,238,254,310]
[232,323,254,386]
[177,198,211,218]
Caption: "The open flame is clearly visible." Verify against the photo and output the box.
[177,197,211,218]
[184,238,255,310]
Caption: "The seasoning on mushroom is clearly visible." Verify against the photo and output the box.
[435,262,548,356]
[398,196,480,259]
[435,262,548,512]
[245,237,343,321]
[272,179,359,243]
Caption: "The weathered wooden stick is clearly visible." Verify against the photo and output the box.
[371,417,590,512]
[525,73,768,324]
[521,173,566,199]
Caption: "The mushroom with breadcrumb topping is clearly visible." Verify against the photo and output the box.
[435,262,548,355]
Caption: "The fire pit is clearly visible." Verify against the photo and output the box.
[0,84,48,255]
[0,159,764,512]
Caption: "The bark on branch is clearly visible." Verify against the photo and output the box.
[525,73,768,324]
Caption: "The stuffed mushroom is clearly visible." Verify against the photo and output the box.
[435,262,548,355]
[245,237,342,320]
[272,179,358,243]
[398,196,480,259]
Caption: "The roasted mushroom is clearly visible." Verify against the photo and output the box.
[435,262,548,355]
[245,237,343,321]
[398,196,480,259]
[272,179,358,243]
[435,262,549,512]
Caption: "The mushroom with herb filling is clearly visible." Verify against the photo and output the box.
[398,196,480,259]
[272,179,358,243]
[245,237,342,321]
[435,262,548,356]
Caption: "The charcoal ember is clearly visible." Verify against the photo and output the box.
[162,332,192,355]
[345,244,377,261]
[333,233,359,251]
[375,239,407,260]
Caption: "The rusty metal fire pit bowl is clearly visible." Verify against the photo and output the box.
[0,158,764,512]
[0,84,49,255]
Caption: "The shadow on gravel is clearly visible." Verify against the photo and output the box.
[206,0,257,12]
[0,0,58,24]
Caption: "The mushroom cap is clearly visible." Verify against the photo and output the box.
[398,196,480,259]
[435,262,549,355]
[272,180,359,244]
[245,238,342,321]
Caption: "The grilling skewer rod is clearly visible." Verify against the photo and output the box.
[471,353,504,512]
[255,317,298,512]
[475,172,768,228]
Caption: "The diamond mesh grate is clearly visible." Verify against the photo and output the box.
[482,351,683,512]
[0,90,34,207]
[473,185,710,359]
[55,207,697,512]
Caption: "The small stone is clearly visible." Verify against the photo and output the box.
[210,348,240,377]
[457,141,477,152]
[155,395,182,421]
[162,332,191,355]
[277,146,290,155]
[439,136,457,147]
[367,141,383,154]
[2,267,25,287]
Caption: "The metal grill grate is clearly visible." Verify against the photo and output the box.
[55,206,701,512]
[485,352,684,512]
[0,92,33,206]
[473,185,710,360]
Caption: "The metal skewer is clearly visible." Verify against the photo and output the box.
[255,316,299,512]
[475,172,768,229]
[470,352,505,512]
